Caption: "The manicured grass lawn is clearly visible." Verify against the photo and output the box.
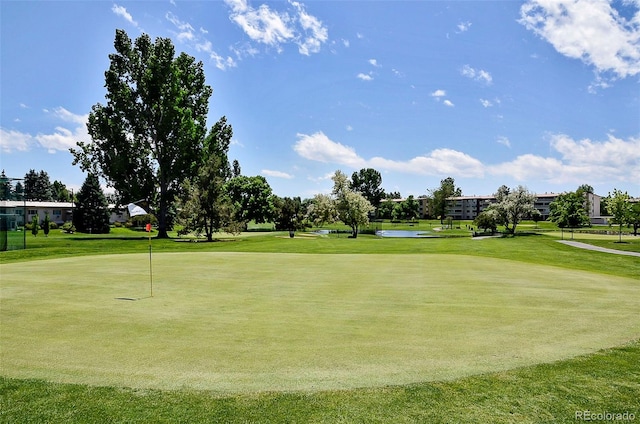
[1,229,639,422]
[3,252,639,393]
[3,340,639,423]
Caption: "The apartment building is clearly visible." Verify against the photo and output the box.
[445,192,603,222]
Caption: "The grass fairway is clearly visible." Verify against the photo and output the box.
[2,251,639,394]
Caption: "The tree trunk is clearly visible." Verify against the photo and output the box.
[157,181,169,239]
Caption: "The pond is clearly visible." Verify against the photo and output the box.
[375,230,433,238]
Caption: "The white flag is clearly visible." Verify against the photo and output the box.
[127,203,148,217]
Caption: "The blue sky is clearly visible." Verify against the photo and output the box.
[1,0,639,199]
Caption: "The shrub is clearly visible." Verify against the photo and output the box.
[62,222,76,233]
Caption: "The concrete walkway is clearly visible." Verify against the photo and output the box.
[557,240,640,257]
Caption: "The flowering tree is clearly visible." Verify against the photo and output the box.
[487,185,536,234]
[332,171,375,238]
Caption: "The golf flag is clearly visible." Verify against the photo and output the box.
[127,203,148,217]
[145,223,151,232]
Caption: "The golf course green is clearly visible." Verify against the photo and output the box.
[2,251,639,394]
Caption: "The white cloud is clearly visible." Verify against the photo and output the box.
[520,0,640,79]
[489,154,566,181]
[432,90,453,106]
[357,72,373,81]
[0,128,32,153]
[291,1,328,55]
[293,132,484,178]
[112,4,138,27]
[224,0,328,55]
[369,149,485,178]
[0,108,88,154]
[294,132,365,167]
[480,98,493,108]
[293,131,640,187]
[346,125,353,131]
[195,40,237,70]
[461,64,493,84]
[550,133,640,170]
[51,106,87,125]
[490,133,640,185]
[391,68,404,78]
[368,58,381,67]
[167,12,236,70]
[457,21,472,33]
[496,136,511,148]
[262,169,294,179]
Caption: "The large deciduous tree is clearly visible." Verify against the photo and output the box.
[350,168,385,213]
[548,191,590,239]
[392,195,420,221]
[51,180,72,202]
[225,175,274,230]
[72,29,213,238]
[74,174,111,234]
[487,185,536,234]
[272,196,307,235]
[605,188,632,242]
[429,177,462,223]
[629,200,640,237]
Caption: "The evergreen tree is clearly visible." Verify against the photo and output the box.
[74,174,110,234]
[0,170,13,200]
[174,117,239,241]
[31,215,39,237]
[14,182,24,201]
[23,169,52,201]
[43,213,51,237]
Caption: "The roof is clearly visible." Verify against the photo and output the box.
[0,200,74,208]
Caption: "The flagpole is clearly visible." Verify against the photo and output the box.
[147,222,153,297]
[128,202,153,298]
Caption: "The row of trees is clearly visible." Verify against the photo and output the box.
[471,184,640,239]
[0,169,72,202]
[27,28,627,240]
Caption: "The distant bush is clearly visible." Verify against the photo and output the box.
[62,222,76,233]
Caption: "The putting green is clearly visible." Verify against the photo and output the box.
[1,252,639,393]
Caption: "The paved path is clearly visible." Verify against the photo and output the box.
[557,240,640,257]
